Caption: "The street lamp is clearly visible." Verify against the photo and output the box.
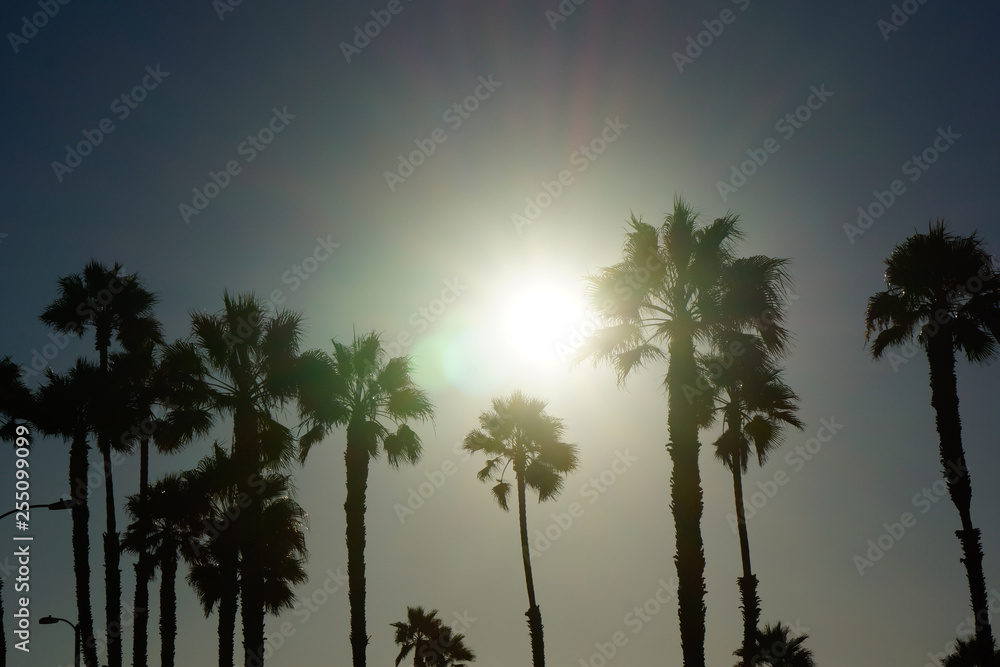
[0,498,75,520]
[39,615,81,667]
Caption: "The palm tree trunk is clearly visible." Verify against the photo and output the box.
[97,339,123,667]
[517,472,545,667]
[927,338,996,667]
[159,552,177,667]
[132,435,152,667]
[71,430,99,667]
[731,464,760,667]
[218,564,238,667]
[0,575,5,667]
[344,436,370,667]
[668,334,707,667]
[235,406,265,667]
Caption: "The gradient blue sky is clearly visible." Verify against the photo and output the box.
[2,2,1000,665]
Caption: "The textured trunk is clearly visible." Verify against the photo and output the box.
[344,434,370,667]
[667,334,706,667]
[732,464,760,667]
[71,429,99,667]
[132,435,152,667]
[0,575,5,667]
[218,554,239,667]
[235,405,265,667]
[517,472,545,667]
[926,337,996,667]
[97,337,122,667]
[159,551,177,667]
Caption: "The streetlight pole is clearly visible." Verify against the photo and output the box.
[39,616,80,667]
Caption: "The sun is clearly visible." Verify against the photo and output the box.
[504,284,586,364]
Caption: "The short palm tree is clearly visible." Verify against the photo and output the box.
[392,606,475,666]
[702,332,803,667]
[40,260,162,667]
[865,222,1000,667]
[736,622,816,667]
[462,391,580,667]
[578,198,792,667]
[297,331,434,667]
[122,473,209,667]
[158,291,303,667]
[34,360,101,667]
[943,636,1000,667]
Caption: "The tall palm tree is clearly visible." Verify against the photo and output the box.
[701,332,804,667]
[865,222,1000,667]
[735,622,816,667]
[392,606,476,666]
[40,260,162,667]
[297,331,434,667]
[462,391,580,667]
[578,198,792,667]
[158,291,303,667]
[34,360,101,667]
[122,473,208,667]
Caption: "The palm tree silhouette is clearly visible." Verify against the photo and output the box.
[578,198,792,667]
[735,622,816,667]
[40,260,162,667]
[462,391,579,667]
[391,606,475,666]
[701,332,803,666]
[942,636,1000,667]
[158,291,303,667]
[34,360,101,667]
[122,473,208,667]
[297,331,433,667]
[865,222,1000,667]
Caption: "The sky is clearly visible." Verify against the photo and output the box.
[2,1,1000,665]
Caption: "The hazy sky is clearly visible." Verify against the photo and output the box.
[2,2,1000,666]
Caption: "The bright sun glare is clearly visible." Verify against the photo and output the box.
[504,284,586,364]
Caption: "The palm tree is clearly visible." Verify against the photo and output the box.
[122,473,208,667]
[462,391,580,667]
[392,606,476,666]
[40,260,162,667]
[735,622,816,667]
[578,198,792,667]
[297,331,434,667]
[865,222,1000,667]
[701,332,804,667]
[34,360,101,667]
[159,291,303,667]
[943,636,1000,667]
